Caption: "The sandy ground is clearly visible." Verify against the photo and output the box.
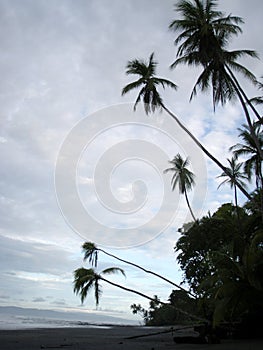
[0,326,262,350]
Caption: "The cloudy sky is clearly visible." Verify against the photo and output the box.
[0,0,262,323]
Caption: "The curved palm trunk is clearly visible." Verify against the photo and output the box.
[160,103,252,200]
[99,275,207,322]
[256,160,263,222]
[225,65,262,123]
[98,248,196,299]
[184,190,197,222]
[225,67,263,161]
[233,184,242,261]
[234,185,239,216]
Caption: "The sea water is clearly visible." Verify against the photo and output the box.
[0,307,139,330]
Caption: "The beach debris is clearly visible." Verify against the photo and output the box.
[124,326,175,340]
[40,343,75,349]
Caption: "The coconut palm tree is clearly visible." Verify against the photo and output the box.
[164,154,197,222]
[250,76,263,106]
[217,156,248,258]
[230,123,263,191]
[122,52,251,200]
[217,156,248,210]
[169,0,262,158]
[230,123,263,219]
[73,267,205,321]
[73,267,125,305]
[122,52,178,114]
[81,241,196,298]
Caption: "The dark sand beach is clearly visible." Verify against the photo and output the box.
[0,326,262,350]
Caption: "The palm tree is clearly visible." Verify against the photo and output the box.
[81,241,196,298]
[164,154,197,222]
[217,156,248,258]
[230,123,263,219]
[122,52,178,114]
[73,267,125,306]
[230,123,263,191]
[122,52,251,200]
[217,156,248,210]
[73,267,205,321]
[169,0,262,158]
[250,76,263,106]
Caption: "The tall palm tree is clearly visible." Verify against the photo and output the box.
[230,124,263,191]
[230,123,263,219]
[122,52,178,114]
[73,267,207,322]
[250,76,263,106]
[82,241,196,298]
[122,52,251,200]
[169,0,262,158]
[73,267,125,305]
[164,154,197,222]
[217,156,248,210]
[217,156,248,259]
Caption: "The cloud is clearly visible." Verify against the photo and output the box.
[50,299,67,306]
[32,297,46,303]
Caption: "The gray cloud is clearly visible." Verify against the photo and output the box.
[32,297,46,303]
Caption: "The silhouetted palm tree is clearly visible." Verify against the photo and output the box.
[230,123,263,219]
[230,124,263,191]
[74,267,125,306]
[217,156,248,257]
[217,156,248,210]
[81,242,196,298]
[122,52,251,200]
[169,0,262,157]
[164,154,197,222]
[250,76,263,106]
[73,267,206,321]
[122,52,177,114]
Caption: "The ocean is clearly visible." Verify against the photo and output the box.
[0,306,139,330]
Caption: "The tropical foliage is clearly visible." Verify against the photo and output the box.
[131,290,198,326]
[176,199,263,329]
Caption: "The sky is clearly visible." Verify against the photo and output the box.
[0,0,262,324]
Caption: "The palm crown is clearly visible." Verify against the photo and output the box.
[164,154,195,193]
[74,267,125,306]
[170,0,258,108]
[122,52,177,114]
[164,154,196,222]
[230,123,263,189]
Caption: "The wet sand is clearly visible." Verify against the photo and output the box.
[0,326,262,350]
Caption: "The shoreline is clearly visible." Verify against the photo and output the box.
[0,326,263,350]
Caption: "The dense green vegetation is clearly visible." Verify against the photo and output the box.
[73,0,262,337]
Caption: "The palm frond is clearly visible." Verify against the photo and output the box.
[122,79,145,96]
[102,267,126,277]
[73,267,96,301]
[82,242,98,267]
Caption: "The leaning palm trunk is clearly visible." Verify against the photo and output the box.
[233,184,242,260]
[184,190,197,222]
[161,103,252,200]
[97,247,196,298]
[225,65,262,123]
[99,275,207,323]
[224,66,263,160]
